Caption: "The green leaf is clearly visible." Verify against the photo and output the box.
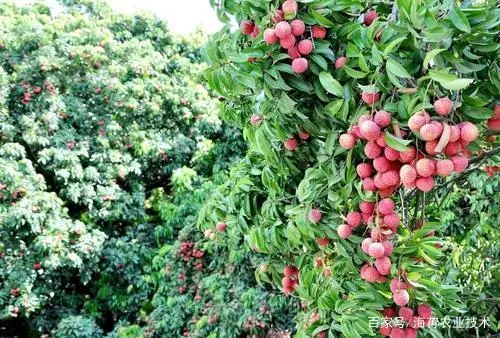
[423,49,446,70]
[386,59,411,78]
[319,72,344,97]
[311,10,334,27]
[441,78,474,90]
[383,37,407,57]
[343,66,368,79]
[448,6,471,33]
[384,132,412,152]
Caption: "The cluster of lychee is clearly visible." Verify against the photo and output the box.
[282,265,299,295]
[20,81,49,105]
[379,302,433,338]
[244,0,327,74]
[340,96,478,193]
[282,129,311,151]
[486,103,500,131]
[203,221,227,240]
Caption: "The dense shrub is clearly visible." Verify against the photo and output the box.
[201,0,499,337]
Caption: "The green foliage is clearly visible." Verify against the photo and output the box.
[56,315,103,338]
[201,0,500,337]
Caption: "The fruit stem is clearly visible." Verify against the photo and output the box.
[392,122,402,138]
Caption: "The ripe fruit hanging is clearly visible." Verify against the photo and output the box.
[284,137,298,151]
[275,21,292,38]
[434,97,453,116]
[297,39,313,55]
[240,20,255,35]
[335,56,347,69]
[364,10,378,26]
[311,25,326,39]
[339,133,356,149]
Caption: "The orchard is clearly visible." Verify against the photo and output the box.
[201,0,499,337]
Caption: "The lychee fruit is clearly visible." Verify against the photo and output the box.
[361,265,381,282]
[361,238,373,254]
[298,130,310,140]
[316,237,329,246]
[393,289,410,306]
[379,326,391,336]
[284,137,298,151]
[436,159,454,177]
[368,242,385,258]
[364,141,382,159]
[311,25,326,39]
[280,34,296,49]
[399,146,416,163]
[283,265,298,277]
[364,10,378,26]
[346,211,362,227]
[452,155,468,173]
[405,328,418,338]
[282,0,298,14]
[290,19,305,36]
[339,133,356,149]
[361,91,380,105]
[419,123,441,141]
[359,201,375,214]
[449,124,461,142]
[382,170,400,186]
[250,114,262,125]
[251,25,260,38]
[390,279,408,293]
[357,162,373,178]
[373,156,391,173]
[408,111,431,132]
[399,306,414,321]
[308,208,322,224]
[275,21,292,39]
[270,9,284,23]
[416,176,435,192]
[434,97,453,117]
[381,240,393,256]
[335,56,347,69]
[400,164,417,185]
[360,120,381,140]
[444,141,462,156]
[297,39,313,55]
[390,327,406,338]
[363,177,377,191]
[374,110,392,128]
[263,28,278,44]
[425,140,439,155]
[378,198,395,215]
[337,224,352,239]
[487,117,500,131]
[417,304,432,318]
[384,147,400,161]
[287,46,301,59]
[292,57,308,74]
[240,20,255,35]
[416,158,436,178]
[375,256,391,275]
[216,222,227,232]
[460,121,479,142]
[376,134,387,147]
[384,213,400,228]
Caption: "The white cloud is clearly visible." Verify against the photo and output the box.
[11,0,224,34]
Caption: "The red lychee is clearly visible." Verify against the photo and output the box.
[335,56,347,69]
[364,10,378,26]
[216,222,227,232]
[298,130,310,140]
[393,289,410,306]
[436,159,454,177]
[240,20,255,35]
[357,162,373,178]
[368,242,385,258]
[444,141,462,156]
[270,10,284,23]
[382,240,393,256]
[416,176,435,192]
[400,164,417,186]
[339,133,356,149]
[308,208,322,224]
[405,328,418,338]
[287,46,301,59]
[297,39,313,55]
[399,146,416,163]
[292,57,308,73]
[378,198,395,215]
[290,19,305,36]
[384,147,400,161]
[375,256,391,275]
[434,97,453,117]
[250,114,262,125]
[452,155,468,173]
[374,110,392,128]
[346,211,362,227]
[282,0,298,14]
[283,265,298,277]
[284,137,298,151]
[425,140,439,155]
[419,123,441,141]
[376,134,387,147]
[361,91,380,105]
[417,304,432,318]
[382,170,400,186]
[361,265,381,282]
[337,224,352,239]
[390,279,408,293]
[280,34,296,49]
[449,124,461,142]
[390,327,405,338]
[364,141,382,159]
[399,306,414,321]
[460,121,479,142]
[361,238,373,254]
[416,158,436,178]
[363,177,377,191]
[360,120,381,140]
[275,21,292,39]
[263,28,278,44]
[311,25,326,39]
[384,213,400,228]
[408,111,431,132]
[379,326,391,336]
[316,237,329,246]
[359,201,375,214]
[373,156,390,173]
[251,25,260,38]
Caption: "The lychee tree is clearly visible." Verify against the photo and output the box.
[200,0,500,337]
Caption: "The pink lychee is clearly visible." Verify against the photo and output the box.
[292,57,308,73]
[337,224,352,239]
[290,19,305,36]
[297,39,313,55]
[339,133,356,149]
[368,242,385,258]
[434,97,453,117]
[393,289,410,306]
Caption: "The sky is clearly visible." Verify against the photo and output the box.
[12,0,224,34]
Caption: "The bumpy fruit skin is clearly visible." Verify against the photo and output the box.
[374,110,392,128]
[361,91,380,105]
[487,117,500,131]
[378,198,395,215]
[292,57,308,73]
[364,10,378,26]
[460,121,479,142]
[335,56,347,69]
[282,0,298,14]
[434,97,453,116]
[365,141,382,159]
[416,158,436,178]
[316,237,329,246]
[290,19,305,36]
[417,304,432,318]
[251,25,260,38]
[280,34,296,48]
[375,256,391,275]
[393,289,410,306]
[284,137,298,151]
[374,156,390,173]
[399,307,414,321]
[382,240,393,256]
[379,326,392,336]
[339,133,356,149]
[384,213,400,228]
[419,123,441,141]
[361,238,373,254]
[368,242,385,258]
[449,125,461,142]
[436,159,454,177]
[390,279,408,293]
[346,211,362,227]
[405,328,418,338]
[311,25,326,39]
[263,28,278,44]
[357,162,373,178]
[283,265,298,277]
[360,120,381,140]
[298,130,310,140]
[275,21,292,38]
[416,176,435,192]
[216,222,227,232]
[384,147,400,161]
[390,327,406,338]
[400,164,417,185]
[308,208,322,223]
[297,39,313,55]
[361,265,381,282]
[382,170,400,186]
[270,9,284,23]
[240,20,255,35]
[408,111,431,132]
[337,224,352,239]
[363,177,377,191]
[399,146,416,163]
[359,201,375,214]
[452,155,468,173]
[287,46,301,59]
